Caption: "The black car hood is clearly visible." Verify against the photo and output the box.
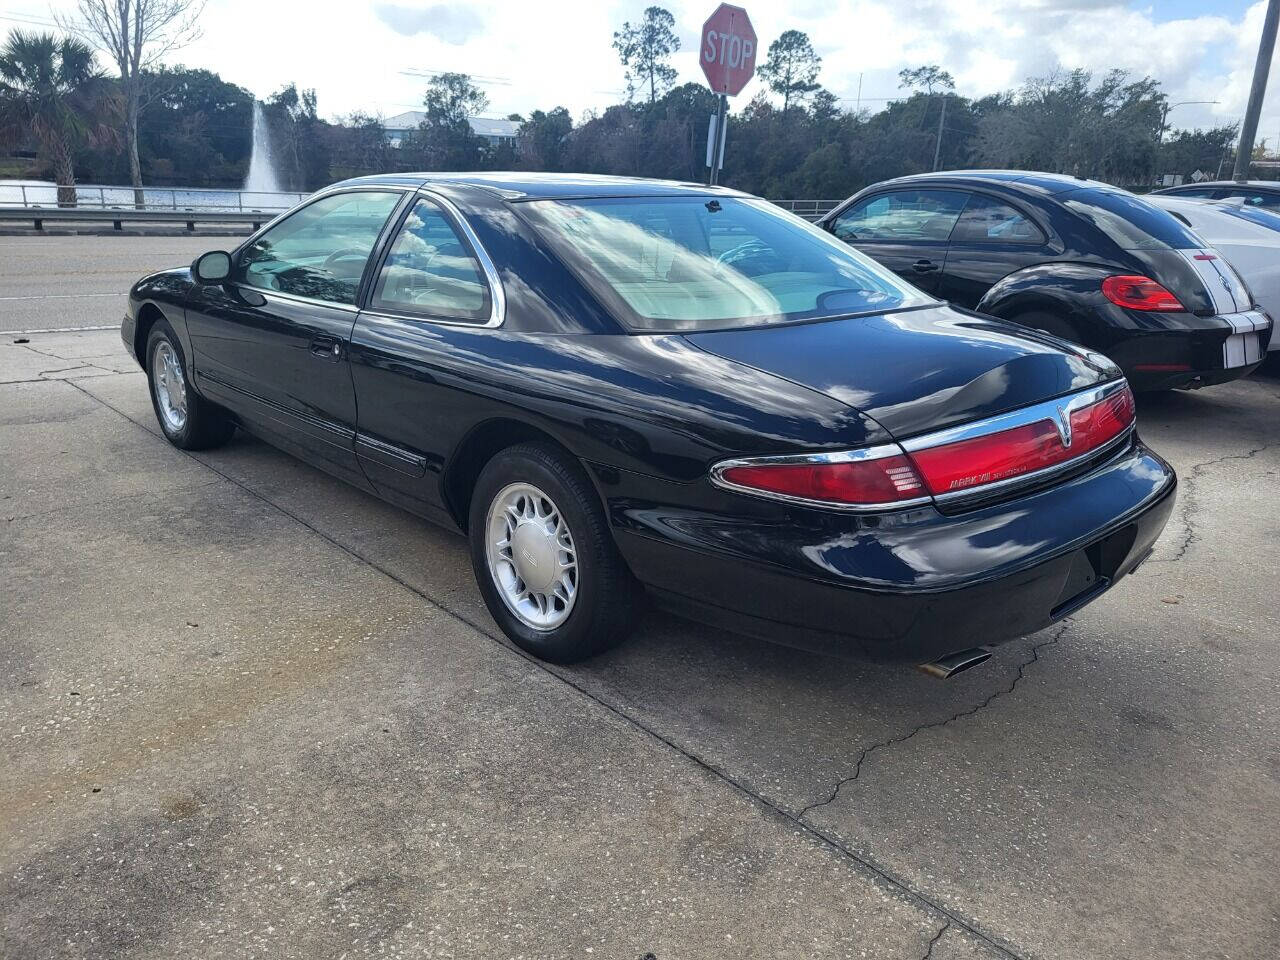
[683,305,1116,440]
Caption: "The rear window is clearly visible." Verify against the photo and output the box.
[1062,187,1202,251]
[518,196,932,332]
[1225,204,1280,233]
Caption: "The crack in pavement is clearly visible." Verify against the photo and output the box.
[1145,442,1274,566]
[922,921,951,960]
[796,621,1072,821]
[62,376,1034,960]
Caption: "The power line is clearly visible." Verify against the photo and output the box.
[399,68,512,87]
[0,12,63,28]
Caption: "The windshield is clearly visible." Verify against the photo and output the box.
[1061,187,1202,251]
[519,196,933,332]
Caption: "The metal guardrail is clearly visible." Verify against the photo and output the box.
[0,206,274,232]
[0,182,307,213]
[0,183,840,229]
[772,199,841,221]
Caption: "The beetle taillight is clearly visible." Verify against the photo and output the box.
[719,454,925,507]
[1101,275,1185,312]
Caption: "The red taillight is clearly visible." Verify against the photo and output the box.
[713,385,1136,510]
[907,386,1136,496]
[719,454,925,507]
[1101,275,1185,312]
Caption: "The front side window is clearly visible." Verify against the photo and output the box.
[237,191,402,305]
[1239,191,1280,209]
[830,189,969,243]
[1061,187,1202,251]
[370,198,492,322]
[519,196,933,332]
[951,195,1046,244]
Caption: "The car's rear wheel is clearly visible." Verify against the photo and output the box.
[146,320,235,450]
[469,442,640,663]
[1008,309,1082,344]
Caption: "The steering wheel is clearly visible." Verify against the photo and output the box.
[716,238,770,265]
[322,247,368,272]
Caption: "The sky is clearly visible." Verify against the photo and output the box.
[4,0,1280,145]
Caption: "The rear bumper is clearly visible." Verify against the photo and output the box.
[1110,308,1271,391]
[609,440,1176,664]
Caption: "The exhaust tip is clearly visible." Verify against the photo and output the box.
[918,646,993,679]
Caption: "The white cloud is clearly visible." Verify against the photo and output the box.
[18,0,1280,143]
[373,2,484,44]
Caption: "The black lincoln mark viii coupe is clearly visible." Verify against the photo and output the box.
[820,171,1272,392]
[122,174,1176,675]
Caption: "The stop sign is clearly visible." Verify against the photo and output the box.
[700,4,756,97]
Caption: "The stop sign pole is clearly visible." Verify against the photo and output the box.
[699,4,756,185]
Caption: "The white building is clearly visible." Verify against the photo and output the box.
[383,112,520,150]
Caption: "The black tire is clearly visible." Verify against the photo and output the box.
[146,320,235,450]
[468,442,641,663]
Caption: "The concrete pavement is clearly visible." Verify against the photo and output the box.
[1,326,1278,960]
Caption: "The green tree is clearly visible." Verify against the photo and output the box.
[757,30,821,112]
[517,107,573,171]
[0,30,116,205]
[266,83,330,189]
[612,6,679,104]
[59,0,204,207]
[898,65,955,95]
[403,72,488,170]
[328,113,390,180]
[973,69,1164,185]
[131,66,252,185]
[1160,125,1238,182]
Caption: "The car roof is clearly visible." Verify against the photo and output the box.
[1150,193,1280,233]
[858,169,1109,196]
[1157,180,1280,192]
[329,171,750,201]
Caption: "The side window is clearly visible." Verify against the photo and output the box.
[370,198,492,323]
[830,189,968,243]
[1243,192,1280,209]
[951,195,1046,244]
[1172,188,1215,199]
[237,191,401,305]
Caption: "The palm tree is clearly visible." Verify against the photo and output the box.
[0,30,114,206]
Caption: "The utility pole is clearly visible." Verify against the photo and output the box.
[932,96,948,171]
[1234,0,1280,181]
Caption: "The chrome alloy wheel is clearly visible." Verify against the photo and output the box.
[485,482,578,630]
[152,340,188,433]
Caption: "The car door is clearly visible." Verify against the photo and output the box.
[935,193,1054,308]
[826,188,968,293]
[186,188,406,485]
[348,193,500,519]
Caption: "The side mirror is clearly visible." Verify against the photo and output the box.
[192,250,232,284]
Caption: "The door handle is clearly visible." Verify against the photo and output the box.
[310,336,343,361]
[911,259,939,273]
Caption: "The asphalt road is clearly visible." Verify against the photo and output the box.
[2,251,1279,959]
[0,236,221,333]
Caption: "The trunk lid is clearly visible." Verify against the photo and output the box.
[683,305,1117,441]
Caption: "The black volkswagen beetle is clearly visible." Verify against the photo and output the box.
[819,171,1272,391]
[122,173,1176,674]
